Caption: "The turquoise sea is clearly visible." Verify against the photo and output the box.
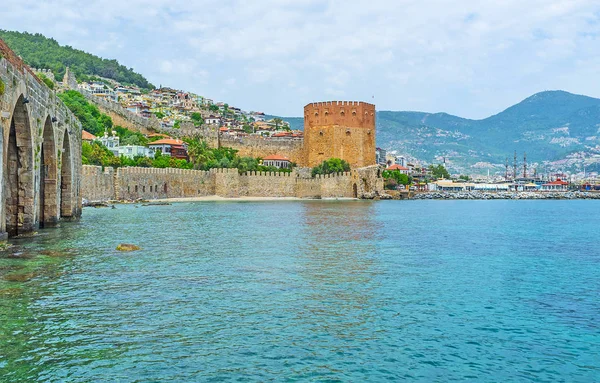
[0,200,599,382]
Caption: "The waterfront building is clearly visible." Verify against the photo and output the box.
[541,179,568,191]
[376,147,387,166]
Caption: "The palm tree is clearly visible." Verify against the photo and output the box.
[272,118,283,130]
[184,136,214,169]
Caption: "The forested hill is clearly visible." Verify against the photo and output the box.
[0,30,154,89]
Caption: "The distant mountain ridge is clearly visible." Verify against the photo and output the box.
[274,91,600,174]
[377,90,600,173]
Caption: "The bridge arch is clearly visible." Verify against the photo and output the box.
[3,94,34,236]
[39,116,58,227]
[60,128,74,218]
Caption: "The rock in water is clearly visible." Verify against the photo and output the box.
[116,244,141,252]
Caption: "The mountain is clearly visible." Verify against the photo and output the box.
[378,91,600,173]
[0,30,154,89]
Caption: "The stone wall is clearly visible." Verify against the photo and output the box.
[81,166,115,201]
[115,167,214,200]
[219,135,305,164]
[82,165,382,201]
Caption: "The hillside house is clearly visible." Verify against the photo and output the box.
[148,139,189,160]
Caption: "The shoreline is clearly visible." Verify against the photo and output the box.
[154,196,358,203]
[411,191,600,200]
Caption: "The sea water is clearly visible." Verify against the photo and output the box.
[0,200,598,382]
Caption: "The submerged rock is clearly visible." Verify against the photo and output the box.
[116,244,141,252]
[142,202,171,206]
[3,272,37,282]
[0,287,23,297]
[40,250,73,258]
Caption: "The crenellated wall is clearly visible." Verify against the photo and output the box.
[81,165,382,201]
[115,166,214,200]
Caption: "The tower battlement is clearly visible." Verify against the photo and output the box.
[304,101,375,129]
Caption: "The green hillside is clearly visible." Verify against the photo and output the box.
[0,30,154,89]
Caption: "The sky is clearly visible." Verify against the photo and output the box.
[2,0,600,118]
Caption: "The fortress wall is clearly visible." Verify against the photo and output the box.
[296,178,323,199]
[239,171,297,197]
[319,172,354,198]
[82,165,115,201]
[80,167,378,200]
[114,167,213,200]
[220,135,304,164]
[212,168,240,198]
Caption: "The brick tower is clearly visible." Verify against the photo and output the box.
[303,101,376,168]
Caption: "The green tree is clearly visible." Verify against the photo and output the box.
[0,29,154,88]
[382,170,411,185]
[428,164,450,179]
[312,158,351,177]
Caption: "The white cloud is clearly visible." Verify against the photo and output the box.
[2,0,600,117]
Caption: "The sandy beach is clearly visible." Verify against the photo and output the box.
[153,196,357,203]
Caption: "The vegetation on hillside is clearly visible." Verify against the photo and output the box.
[311,158,351,177]
[0,30,154,89]
[58,90,147,147]
[184,136,291,173]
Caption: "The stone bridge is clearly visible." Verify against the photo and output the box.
[0,40,82,240]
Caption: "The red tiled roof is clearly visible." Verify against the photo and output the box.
[148,139,185,146]
[82,130,97,141]
[387,164,409,171]
[263,155,290,161]
[544,179,568,186]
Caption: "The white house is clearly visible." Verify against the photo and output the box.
[262,155,291,169]
[117,145,156,159]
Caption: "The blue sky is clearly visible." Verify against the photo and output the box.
[2,0,600,118]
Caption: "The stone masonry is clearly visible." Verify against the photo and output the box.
[0,39,82,239]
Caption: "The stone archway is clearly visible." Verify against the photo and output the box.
[60,129,73,218]
[353,183,358,199]
[39,116,58,227]
[4,95,34,236]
